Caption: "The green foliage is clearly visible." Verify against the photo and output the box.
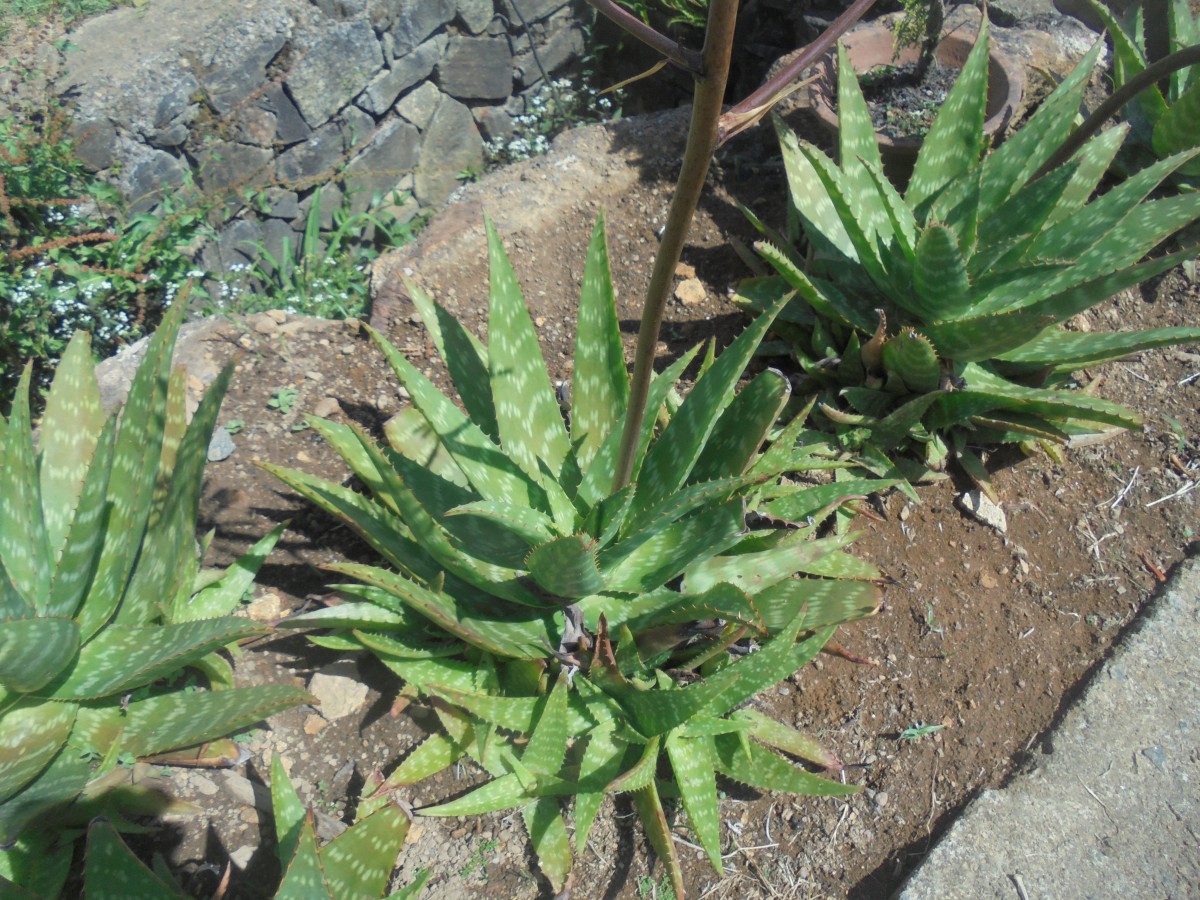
[1087,0,1200,188]
[209,186,426,320]
[484,76,622,166]
[68,755,423,899]
[266,214,881,895]
[0,115,212,408]
[742,20,1200,485]
[615,0,708,31]
[0,0,124,38]
[0,301,310,894]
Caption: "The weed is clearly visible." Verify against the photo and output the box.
[208,187,425,320]
[459,839,499,880]
[223,418,246,434]
[485,76,622,165]
[267,387,298,414]
[899,722,945,742]
[638,874,678,899]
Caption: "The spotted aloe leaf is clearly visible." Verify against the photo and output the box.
[526,534,606,599]
[406,278,497,440]
[713,734,858,797]
[634,290,790,514]
[486,217,574,487]
[572,212,629,467]
[0,704,77,805]
[905,17,990,211]
[728,707,843,770]
[666,729,723,872]
[40,618,263,701]
[0,366,51,612]
[83,819,184,900]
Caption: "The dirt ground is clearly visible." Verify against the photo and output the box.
[109,102,1199,900]
[5,10,1200,900]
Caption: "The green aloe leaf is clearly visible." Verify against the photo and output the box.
[921,310,1056,362]
[754,241,876,332]
[485,217,573,485]
[616,613,814,737]
[446,499,558,547]
[665,729,722,873]
[713,734,858,797]
[1044,126,1128,229]
[835,42,889,244]
[906,18,990,210]
[181,524,286,621]
[631,781,685,900]
[115,683,313,759]
[322,802,409,898]
[0,702,77,804]
[37,332,105,567]
[572,212,629,468]
[277,813,332,899]
[407,278,498,441]
[689,369,790,483]
[636,294,789,513]
[367,326,542,511]
[44,418,116,621]
[574,725,626,852]
[996,325,1200,370]
[346,423,545,607]
[83,819,185,899]
[526,534,606,600]
[523,795,571,892]
[0,617,79,694]
[385,732,467,788]
[978,39,1104,218]
[271,753,307,866]
[383,406,469,489]
[881,330,941,393]
[80,300,181,642]
[0,748,90,845]
[606,735,660,793]
[325,563,554,659]
[775,118,854,259]
[42,618,263,701]
[729,708,842,770]
[749,580,881,632]
[0,367,51,613]
[601,500,745,594]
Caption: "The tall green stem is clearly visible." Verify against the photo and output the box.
[611,0,740,491]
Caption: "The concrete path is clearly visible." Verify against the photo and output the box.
[897,556,1200,899]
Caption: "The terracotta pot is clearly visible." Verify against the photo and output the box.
[810,21,1024,164]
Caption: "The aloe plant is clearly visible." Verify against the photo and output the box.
[1086,0,1200,189]
[72,755,426,900]
[0,301,310,896]
[739,19,1200,487]
[263,214,883,896]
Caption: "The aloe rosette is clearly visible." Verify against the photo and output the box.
[0,302,310,896]
[265,215,883,896]
[739,19,1200,482]
[1087,0,1200,189]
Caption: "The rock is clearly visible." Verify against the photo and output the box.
[308,662,370,720]
[245,590,283,621]
[276,123,346,184]
[190,773,219,796]
[304,714,328,735]
[457,0,495,33]
[391,0,456,56]
[228,845,255,869]
[196,140,273,199]
[438,36,513,101]
[675,277,707,306]
[956,490,1008,534]
[414,95,482,205]
[261,85,313,145]
[117,144,189,214]
[207,426,236,462]
[397,81,444,131]
[345,119,421,212]
[513,14,584,88]
[70,117,118,171]
[220,770,271,809]
[312,397,343,418]
[361,34,445,113]
[500,0,568,21]
[287,19,385,128]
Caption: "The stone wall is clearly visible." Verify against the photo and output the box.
[53,0,587,276]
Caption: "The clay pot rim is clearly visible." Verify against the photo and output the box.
[810,20,1026,159]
